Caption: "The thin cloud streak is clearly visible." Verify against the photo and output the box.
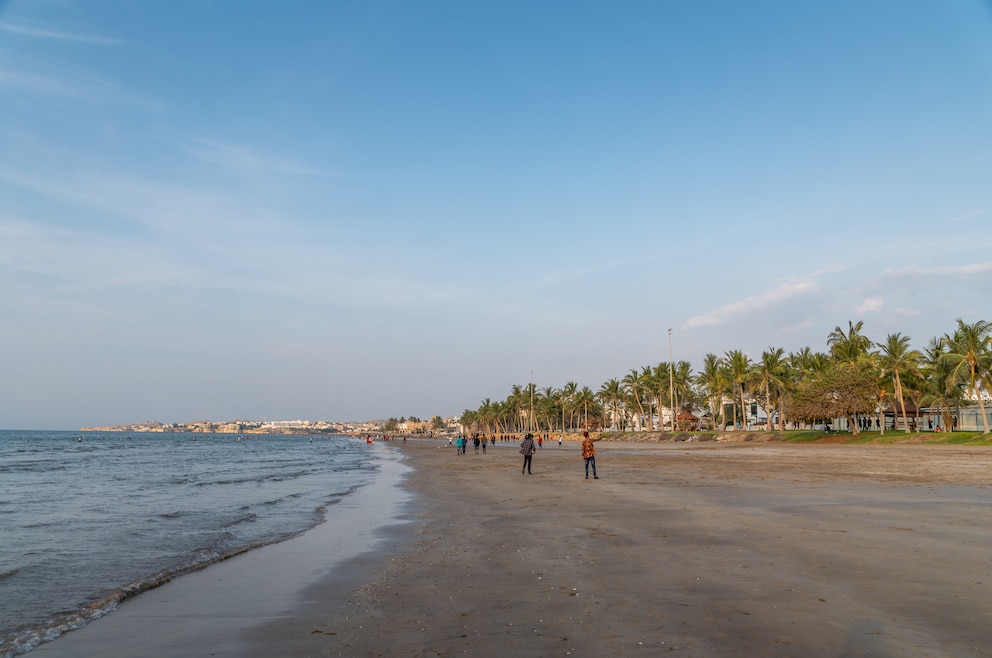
[0,21,124,46]
[947,209,986,223]
[685,280,820,328]
[881,262,992,279]
[185,139,339,178]
[0,70,75,94]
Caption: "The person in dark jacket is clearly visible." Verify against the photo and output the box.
[520,433,536,474]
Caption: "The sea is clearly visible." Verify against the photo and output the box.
[0,430,386,658]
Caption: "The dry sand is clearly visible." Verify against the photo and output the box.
[33,439,992,657]
[267,439,992,657]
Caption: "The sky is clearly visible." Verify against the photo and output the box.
[2,1,991,430]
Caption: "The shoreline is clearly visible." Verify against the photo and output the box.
[30,443,414,658]
[30,439,992,657]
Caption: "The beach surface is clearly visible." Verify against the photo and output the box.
[33,439,992,657]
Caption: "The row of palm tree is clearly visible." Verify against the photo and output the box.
[459,318,992,435]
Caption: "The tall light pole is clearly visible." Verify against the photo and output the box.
[668,328,675,431]
[530,370,534,433]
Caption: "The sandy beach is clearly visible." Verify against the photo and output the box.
[33,438,992,657]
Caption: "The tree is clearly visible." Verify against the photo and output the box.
[788,363,876,435]
[598,379,624,430]
[538,387,559,431]
[575,386,597,429]
[918,337,952,430]
[650,363,671,430]
[875,333,922,432]
[562,381,578,430]
[622,369,648,430]
[828,320,872,364]
[724,349,751,430]
[753,347,787,432]
[940,319,992,433]
[507,385,526,432]
[697,353,729,431]
[672,360,695,430]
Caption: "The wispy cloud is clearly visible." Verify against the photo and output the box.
[0,21,123,46]
[947,208,986,223]
[0,70,75,94]
[186,139,338,178]
[685,279,820,328]
[856,297,883,314]
[881,262,992,279]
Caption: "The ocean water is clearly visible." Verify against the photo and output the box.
[0,430,382,658]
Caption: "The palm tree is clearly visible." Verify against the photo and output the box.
[651,363,673,430]
[476,398,495,433]
[561,381,578,430]
[523,382,538,432]
[575,386,596,429]
[622,369,648,430]
[537,388,559,432]
[920,336,960,431]
[460,409,478,434]
[507,385,526,432]
[940,319,992,433]
[640,366,657,429]
[672,360,695,430]
[753,347,787,432]
[828,320,872,365]
[724,349,752,430]
[598,379,624,430]
[697,353,729,430]
[788,346,829,378]
[876,333,923,432]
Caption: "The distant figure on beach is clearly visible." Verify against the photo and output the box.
[581,430,601,479]
[537,435,543,449]
[474,435,481,453]
[520,433,536,474]
[457,436,467,455]
[558,434,562,447]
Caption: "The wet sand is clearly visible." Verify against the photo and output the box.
[31,446,413,658]
[33,439,992,657]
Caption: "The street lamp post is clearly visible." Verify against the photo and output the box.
[530,370,534,433]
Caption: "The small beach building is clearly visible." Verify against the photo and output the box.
[676,410,700,431]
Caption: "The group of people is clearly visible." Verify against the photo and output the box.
[447,430,604,479]
[450,434,493,454]
[519,430,601,478]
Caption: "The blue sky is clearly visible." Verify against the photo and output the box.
[2,1,991,430]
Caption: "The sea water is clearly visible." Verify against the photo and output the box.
[0,430,382,657]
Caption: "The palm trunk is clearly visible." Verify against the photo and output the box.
[974,385,990,433]
[895,373,910,432]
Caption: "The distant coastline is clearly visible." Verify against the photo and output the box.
[79,419,383,434]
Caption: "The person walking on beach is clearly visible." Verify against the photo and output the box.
[581,430,601,479]
[520,433,536,474]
